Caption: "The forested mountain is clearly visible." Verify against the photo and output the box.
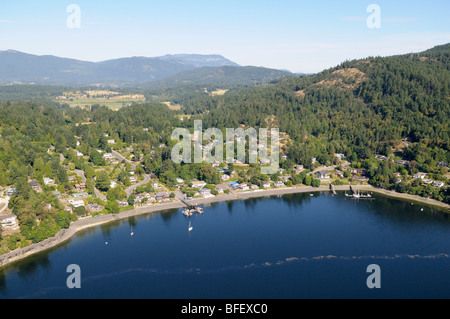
[0,50,245,86]
[158,54,239,67]
[144,65,293,89]
[184,44,449,170]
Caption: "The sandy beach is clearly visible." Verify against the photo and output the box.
[0,184,448,269]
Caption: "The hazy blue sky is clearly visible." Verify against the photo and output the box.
[1,0,449,73]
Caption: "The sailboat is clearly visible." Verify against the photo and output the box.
[130,226,134,237]
[188,220,193,232]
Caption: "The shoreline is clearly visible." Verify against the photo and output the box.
[1,184,448,269]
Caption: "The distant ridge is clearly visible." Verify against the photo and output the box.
[0,50,270,87]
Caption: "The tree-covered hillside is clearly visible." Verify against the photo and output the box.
[191,44,449,169]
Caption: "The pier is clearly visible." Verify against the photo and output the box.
[330,184,337,195]
[180,198,204,216]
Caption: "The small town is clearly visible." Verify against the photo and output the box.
[1,132,447,254]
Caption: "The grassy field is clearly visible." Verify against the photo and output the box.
[56,90,146,110]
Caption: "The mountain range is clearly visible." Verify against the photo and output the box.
[0,50,290,87]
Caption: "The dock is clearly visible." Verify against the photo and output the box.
[330,184,337,195]
[180,198,204,216]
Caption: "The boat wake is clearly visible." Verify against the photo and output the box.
[17,253,449,298]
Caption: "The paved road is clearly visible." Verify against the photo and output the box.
[73,169,106,201]
[74,170,87,183]
[126,174,151,196]
[111,149,137,170]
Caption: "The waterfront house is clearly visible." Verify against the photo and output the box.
[199,188,213,197]
[86,204,103,213]
[155,192,170,202]
[274,181,285,187]
[279,175,291,182]
[116,200,129,207]
[238,183,250,191]
[262,181,271,188]
[68,199,85,208]
[315,170,330,180]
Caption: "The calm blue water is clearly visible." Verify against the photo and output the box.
[0,192,449,299]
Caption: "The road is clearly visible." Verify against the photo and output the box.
[74,169,106,201]
[111,149,137,170]
[125,174,151,196]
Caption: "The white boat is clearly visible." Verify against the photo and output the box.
[188,221,193,232]
[182,208,193,217]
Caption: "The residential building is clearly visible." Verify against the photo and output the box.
[294,165,304,174]
[191,181,207,189]
[0,214,18,228]
[86,204,103,213]
[279,175,291,182]
[116,200,128,207]
[6,187,17,197]
[315,170,330,180]
[375,154,388,161]
[238,183,249,191]
[413,172,427,180]
[262,181,271,188]
[68,199,85,208]
[199,188,212,197]
[155,192,170,202]
[74,183,87,191]
[72,192,89,198]
[6,188,17,196]
[342,167,367,175]
[220,174,230,182]
[274,181,285,187]
[151,181,162,189]
[29,180,40,191]
[432,181,445,188]
[43,178,54,185]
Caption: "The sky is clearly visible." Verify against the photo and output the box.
[0,0,449,73]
